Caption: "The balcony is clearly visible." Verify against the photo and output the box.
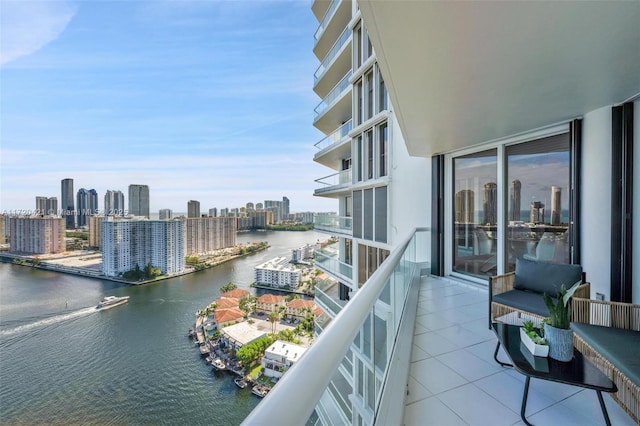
[313,0,351,61]
[314,27,352,98]
[313,71,352,134]
[314,248,353,283]
[314,169,351,197]
[242,227,636,425]
[314,213,352,236]
[315,279,347,317]
[313,120,352,169]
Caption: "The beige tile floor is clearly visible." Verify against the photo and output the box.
[404,276,636,426]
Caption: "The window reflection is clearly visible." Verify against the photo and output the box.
[452,149,497,278]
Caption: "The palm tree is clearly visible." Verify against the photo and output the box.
[268,311,279,335]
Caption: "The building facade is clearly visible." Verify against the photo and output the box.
[183,217,236,256]
[254,257,301,289]
[104,190,125,216]
[88,215,104,248]
[128,184,150,218]
[61,178,74,229]
[159,209,173,220]
[187,200,200,218]
[261,340,307,379]
[76,188,98,228]
[9,216,65,254]
[101,217,185,276]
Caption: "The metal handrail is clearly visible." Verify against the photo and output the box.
[314,0,340,42]
[314,26,352,83]
[314,71,352,118]
[241,227,429,425]
[314,120,352,152]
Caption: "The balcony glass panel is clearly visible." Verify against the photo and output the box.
[314,169,352,194]
[315,27,352,83]
[314,120,352,152]
[314,213,352,235]
[315,282,345,315]
[314,0,340,42]
[315,250,353,281]
[314,71,352,119]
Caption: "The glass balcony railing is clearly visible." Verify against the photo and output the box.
[242,228,431,426]
[314,169,351,194]
[314,0,340,42]
[314,120,352,153]
[315,280,346,316]
[314,214,352,235]
[314,71,352,119]
[314,249,353,281]
[314,27,352,83]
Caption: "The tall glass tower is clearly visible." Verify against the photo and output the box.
[61,178,74,229]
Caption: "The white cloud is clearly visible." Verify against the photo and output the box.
[0,0,76,66]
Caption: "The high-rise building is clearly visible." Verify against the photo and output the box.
[209,208,218,217]
[551,186,562,225]
[282,196,290,220]
[183,217,236,256]
[455,190,474,223]
[61,178,75,229]
[46,197,58,216]
[220,208,229,217]
[9,216,65,254]
[246,202,254,211]
[104,190,125,216]
[483,182,498,225]
[255,202,263,210]
[530,201,545,223]
[187,200,200,218]
[128,184,150,218]
[35,196,47,215]
[0,214,6,244]
[510,179,522,221]
[76,188,98,227]
[88,215,104,248]
[159,209,173,220]
[101,217,184,276]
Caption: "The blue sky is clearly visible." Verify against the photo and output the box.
[0,0,334,214]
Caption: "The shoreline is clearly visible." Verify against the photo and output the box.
[0,244,269,286]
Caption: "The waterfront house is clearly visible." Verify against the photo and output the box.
[262,340,308,379]
[220,288,250,300]
[255,294,286,314]
[213,308,245,329]
[285,298,317,319]
[220,322,267,352]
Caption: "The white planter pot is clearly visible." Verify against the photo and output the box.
[520,327,549,357]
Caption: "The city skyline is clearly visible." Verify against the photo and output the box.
[0,1,334,213]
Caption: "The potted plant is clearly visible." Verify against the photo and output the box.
[520,320,548,357]
[543,280,581,362]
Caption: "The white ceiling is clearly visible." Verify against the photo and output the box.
[359,1,640,157]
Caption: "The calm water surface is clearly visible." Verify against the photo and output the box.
[0,231,324,425]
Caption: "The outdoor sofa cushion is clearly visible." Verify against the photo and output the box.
[492,290,557,318]
[513,257,582,295]
[572,322,640,387]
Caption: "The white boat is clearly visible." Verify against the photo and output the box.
[96,296,130,310]
[212,358,226,371]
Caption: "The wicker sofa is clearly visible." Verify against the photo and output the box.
[572,298,640,424]
[489,257,590,327]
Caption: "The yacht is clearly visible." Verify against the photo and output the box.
[96,296,130,311]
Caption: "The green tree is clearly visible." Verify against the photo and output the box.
[220,282,237,293]
[269,311,280,335]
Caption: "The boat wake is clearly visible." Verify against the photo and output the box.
[0,306,98,337]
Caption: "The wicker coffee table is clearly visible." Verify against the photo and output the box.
[492,322,617,426]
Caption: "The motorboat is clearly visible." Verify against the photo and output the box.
[96,296,130,310]
[234,377,248,389]
[212,358,226,371]
[251,385,270,398]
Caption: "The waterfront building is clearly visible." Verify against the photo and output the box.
[255,202,263,210]
[551,186,562,225]
[220,322,267,352]
[245,3,639,425]
[104,190,125,216]
[187,200,200,218]
[214,298,239,310]
[261,341,307,379]
[254,257,301,289]
[454,190,474,223]
[159,209,172,220]
[47,197,58,216]
[88,215,104,248]
[255,294,286,314]
[220,288,250,300]
[300,212,315,224]
[209,207,217,217]
[9,216,65,254]
[213,307,245,329]
[76,188,98,228]
[128,184,150,218]
[220,208,229,217]
[101,217,184,277]
[245,202,254,211]
[61,178,75,229]
[183,217,236,256]
[509,179,522,221]
[285,298,316,319]
[0,214,5,244]
[530,201,545,224]
[292,244,315,263]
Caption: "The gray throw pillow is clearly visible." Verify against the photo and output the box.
[513,257,582,295]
